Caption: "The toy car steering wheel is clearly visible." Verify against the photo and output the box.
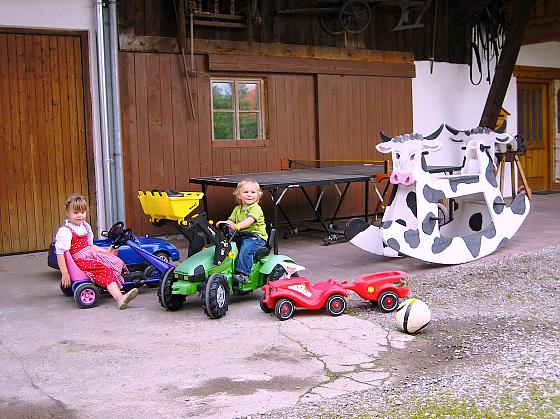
[112,228,132,249]
[106,221,125,240]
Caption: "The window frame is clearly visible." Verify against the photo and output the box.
[210,77,268,147]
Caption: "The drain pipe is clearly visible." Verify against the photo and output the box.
[95,0,114,227]
[108,0,126,223]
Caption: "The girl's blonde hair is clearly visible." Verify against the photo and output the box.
[65,194,89,213]
[233,178,263,203]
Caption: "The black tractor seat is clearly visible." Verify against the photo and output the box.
[254,228,277,261]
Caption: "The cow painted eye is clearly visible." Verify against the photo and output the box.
[410,154,415,160]
[396,152,400,159]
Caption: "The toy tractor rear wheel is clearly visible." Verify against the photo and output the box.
[378,291,399,313]
[326,294,347,316]
[74,283,100,309]
[202,274,230,319]
[158,268,185,311]
[259,294,273,313]
[275,298,295,321]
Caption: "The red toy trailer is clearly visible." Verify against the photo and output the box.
[260,271,409,320]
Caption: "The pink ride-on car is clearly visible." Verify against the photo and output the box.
[261,271,410,321]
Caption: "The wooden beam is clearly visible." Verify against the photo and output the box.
[119,35,414,65]
[208,54,416,78]
[479,0,535,129]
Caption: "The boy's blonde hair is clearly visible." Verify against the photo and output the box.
[233,178,263,203]
[65,194,89,213]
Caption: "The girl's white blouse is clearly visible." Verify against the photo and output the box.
[54,220,94,254]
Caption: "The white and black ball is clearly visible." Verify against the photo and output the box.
[395,298,431,334]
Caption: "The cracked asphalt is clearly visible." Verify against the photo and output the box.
[1,194,559,418]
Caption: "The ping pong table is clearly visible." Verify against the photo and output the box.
[190,164,387,250]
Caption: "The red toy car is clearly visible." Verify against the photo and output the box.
[260,271,410,320]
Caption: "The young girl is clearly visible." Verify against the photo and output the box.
[55,194,139,309]
[217,178,268,284]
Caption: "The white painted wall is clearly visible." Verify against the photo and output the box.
[0,0,105,230]
[517,42,560,68]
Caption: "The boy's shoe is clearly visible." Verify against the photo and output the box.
[118,287,139,310]
[233,273,248,284]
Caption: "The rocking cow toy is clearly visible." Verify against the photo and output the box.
[348,125,530,264]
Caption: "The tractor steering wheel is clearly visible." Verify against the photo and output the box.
[217,222,237,241]
[112,228,132,249]
[106,221,125,240]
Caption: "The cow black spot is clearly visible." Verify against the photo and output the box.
[386,238,400,252]
[485,156,498,187]
[422,212,437,235]
[432,236,453,254]
[423,185,446,203]
[469,213,483,231]
[404,229,420,248]
[406,192,417,218]
[382,221,393,229]
[483,222,496,239]
[462,231,483,258]
[510,194,527,215]
[448,175,479,192]
[396,219,407,227]
[493,196,505,214]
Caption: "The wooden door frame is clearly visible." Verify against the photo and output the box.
[514,65,560,191]
[0,27,97,230]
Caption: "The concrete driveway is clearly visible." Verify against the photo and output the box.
[1,194,558,418]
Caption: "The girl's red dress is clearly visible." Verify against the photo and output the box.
[66,226,128,288]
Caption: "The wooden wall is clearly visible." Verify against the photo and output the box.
[121,52,319,235]
[118,0,468,64]
[0,30,94,254]
[120,49,414,235]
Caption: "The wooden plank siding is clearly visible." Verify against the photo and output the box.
[317,75,412,218]
[120,50,413,235]
[0,31,93,254]
[121,51,320,234]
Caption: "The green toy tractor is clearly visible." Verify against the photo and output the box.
[158,214,296,318]
[138,190,296,318]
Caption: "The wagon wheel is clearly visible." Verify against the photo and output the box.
[320,12,345,36]
[339,0,371,34]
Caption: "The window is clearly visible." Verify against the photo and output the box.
[211,78,266,141]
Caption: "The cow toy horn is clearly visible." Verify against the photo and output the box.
[423,124,444,140]
[380,130,392,142]
[445,124,460,135]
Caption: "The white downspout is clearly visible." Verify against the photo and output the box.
[94,0,114,225]
[108,0,126,223]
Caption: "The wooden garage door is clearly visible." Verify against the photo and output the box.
[0,32,91,254]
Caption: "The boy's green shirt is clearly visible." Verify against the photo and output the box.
[229,203,268,241]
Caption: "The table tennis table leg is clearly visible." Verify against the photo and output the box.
[329,183,351,227]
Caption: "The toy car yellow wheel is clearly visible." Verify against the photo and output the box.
[326,294,347,316]
[275,298,295,321]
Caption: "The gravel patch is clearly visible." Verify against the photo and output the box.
[250,246,560,418]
